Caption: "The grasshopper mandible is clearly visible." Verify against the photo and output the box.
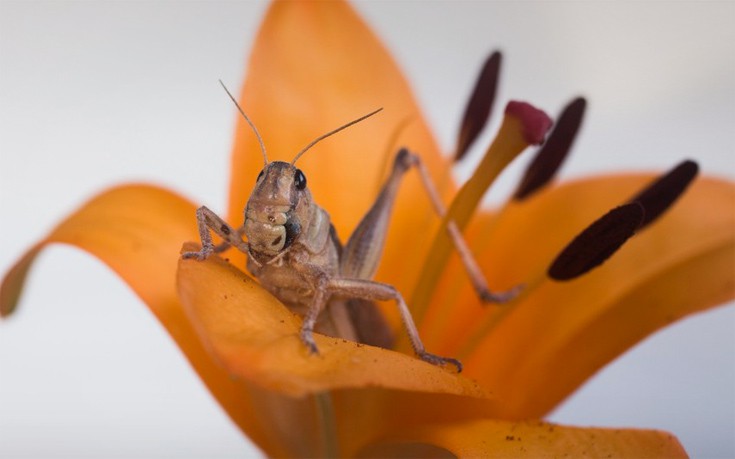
[182,82,520,372]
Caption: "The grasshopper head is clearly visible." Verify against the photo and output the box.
[244,161,310,256]
[217,80,379,258]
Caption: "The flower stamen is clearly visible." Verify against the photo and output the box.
[548,159,700,281]
[456,159,703,357]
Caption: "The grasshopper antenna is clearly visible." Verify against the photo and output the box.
[291,108,383,165]
[219,80,268,166]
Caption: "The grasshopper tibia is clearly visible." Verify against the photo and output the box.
[379,148,522,304]
[326,278,462,372]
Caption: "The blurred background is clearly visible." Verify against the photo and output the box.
[1,1,733,457]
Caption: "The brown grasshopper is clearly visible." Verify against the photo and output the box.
[182,83,519,372]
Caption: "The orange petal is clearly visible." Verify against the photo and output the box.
[355,418,687,458]
[0,185,289,457]
[226,0,449,314]
[424,175,734,418]
[1,185,197,316]
[176,243,491,399]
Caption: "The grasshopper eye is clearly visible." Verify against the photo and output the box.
[294,169,307,190]
[256,170,264,182]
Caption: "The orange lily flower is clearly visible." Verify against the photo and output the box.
[2,1,733,457]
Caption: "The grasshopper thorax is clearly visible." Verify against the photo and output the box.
[244,161,310,257]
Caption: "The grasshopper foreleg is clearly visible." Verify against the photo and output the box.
[299,273,331,355]
[182,206,248,260]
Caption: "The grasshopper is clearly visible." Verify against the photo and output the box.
[182,83,519,372]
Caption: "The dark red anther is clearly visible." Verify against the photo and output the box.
[548,203,645,281]
[629,160,699,229]
[514,97,587,201]
[454,51,502,162]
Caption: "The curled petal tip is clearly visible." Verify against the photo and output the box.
[505,101,553,145]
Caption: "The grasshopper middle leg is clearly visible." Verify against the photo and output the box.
[315,277,462,372]
[329,278,462,371]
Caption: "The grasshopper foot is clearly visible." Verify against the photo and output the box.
[479,283,524,304]
[418,351,463,373]
[300,329,320,355]
[181,246,214,261]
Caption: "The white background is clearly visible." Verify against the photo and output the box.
[1,1,733,458]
